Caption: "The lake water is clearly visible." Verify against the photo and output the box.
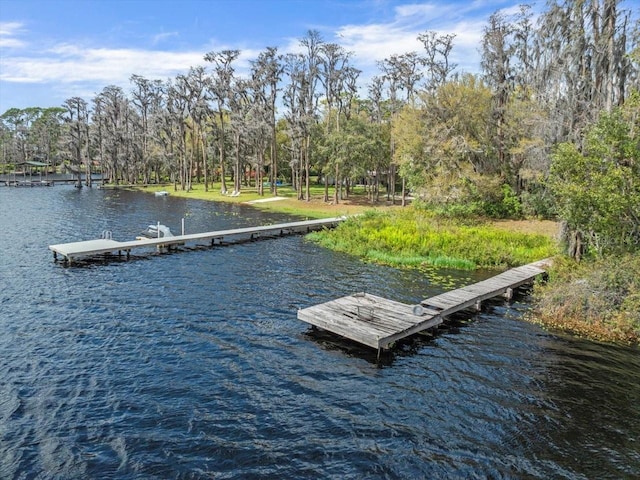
[1,186,638,479]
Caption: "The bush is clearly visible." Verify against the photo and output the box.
[532,253,640,345]
[520,187,556,219]
[548,106,640,257]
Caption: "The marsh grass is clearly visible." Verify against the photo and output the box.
[308,209,559,270]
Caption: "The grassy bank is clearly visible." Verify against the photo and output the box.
[532,254,640,345]
[306,209,559,270]
[136,182,382,218]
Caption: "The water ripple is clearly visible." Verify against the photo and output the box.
[1,187,639,479]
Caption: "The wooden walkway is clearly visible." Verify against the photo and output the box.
[49,217,345,264]
[297,260,550,353]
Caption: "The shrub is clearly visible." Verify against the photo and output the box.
[532,253,640,345]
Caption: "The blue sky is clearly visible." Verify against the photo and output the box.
[0,0,543,113]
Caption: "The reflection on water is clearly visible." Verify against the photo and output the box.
[0,186,638,479]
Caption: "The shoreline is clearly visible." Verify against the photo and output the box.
[130,183,638,347]
[131,182,398,218]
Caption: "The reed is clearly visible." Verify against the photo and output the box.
[308,208,559,270]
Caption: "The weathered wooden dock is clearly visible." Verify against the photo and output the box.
[49,217,345,264]
[297,260,550,354]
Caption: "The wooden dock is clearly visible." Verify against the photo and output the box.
[297,260,550,353]
[49,217,345,264]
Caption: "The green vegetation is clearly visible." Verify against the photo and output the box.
[532,254,640,345]
[307,208,559,270]
[549,94,640,258]
[531,97,640,346]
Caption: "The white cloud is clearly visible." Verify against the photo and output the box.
[152,31,179,46]
[333,2,488,77]
[1,44,208,85]
[0,21,24,36]
[395,3,439,22]
[0,37,25,48]
[0,21,27,48]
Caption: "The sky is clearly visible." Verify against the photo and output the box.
[0,0,554,114]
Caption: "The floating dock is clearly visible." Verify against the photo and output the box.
[297,260,550,353]
[49,217,345,264]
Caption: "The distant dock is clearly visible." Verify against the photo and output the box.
[298,260,550,355]
[49,217,345,264]
[2,180,52,187]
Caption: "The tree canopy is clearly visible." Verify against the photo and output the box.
[550,92,640,257]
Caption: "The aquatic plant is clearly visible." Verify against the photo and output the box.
[307,208,559,270]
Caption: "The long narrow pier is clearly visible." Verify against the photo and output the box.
[297,260,550,354]
[49,217,344,264]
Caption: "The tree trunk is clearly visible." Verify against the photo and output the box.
[304,135,310,201]
[202,134,208,192]
[219,143,227,194]
[234,132,241,193]
[324,173,329,202]
[401,177,406,206]
[333,163,339,204]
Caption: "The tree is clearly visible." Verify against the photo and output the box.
[204,49,240,194]
[395,75,494,207]
[317,42,360,203]
[378,48,427,205]
[30,107,66,172]
[418,31,457,92]
[481,12,514,178]
[1,108,32,164]
[365,76,390,202]
[92,86,130,184]
[228,77,254,194]
[393,103,427,189]
[534,0,637,143]
[251,47,283,195]
[549,95,640,258]
[298,30,324,201]
[130,74,164,184]
[165,75,191,190]
[63,97,90,187]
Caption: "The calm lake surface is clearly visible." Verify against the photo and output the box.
[1,186,638,479]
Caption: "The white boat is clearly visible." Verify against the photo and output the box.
[138,224,174,239]
[155,190,169,197]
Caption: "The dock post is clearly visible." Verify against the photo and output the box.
[474,300,482,311]
[53,251,57,261]
[503,288,513,300]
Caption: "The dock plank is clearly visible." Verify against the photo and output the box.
[297,292,437,348]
